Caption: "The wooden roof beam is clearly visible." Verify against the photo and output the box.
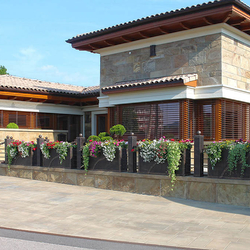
[138,31,149,38]
[103,40,115,46]
[227,17,246,26]
[203,17,214,25]
[121,36,132,42]
[158,27,169,34]
[240,23,250,31]
[180,22,190,30]
[222,12,232,23]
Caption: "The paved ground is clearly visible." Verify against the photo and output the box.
[0,176,249,250]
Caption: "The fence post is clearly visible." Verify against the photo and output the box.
[194,131,204,177]
[128,133,137,173]
[36,135,44,166]
[5,136,14,164]
[76,134,85,169]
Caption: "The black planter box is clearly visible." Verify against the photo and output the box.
[208,149,250,179]
[42,147,76,169]
[88,148,127,172]
[138,149,191,176]
[12,149,36,166]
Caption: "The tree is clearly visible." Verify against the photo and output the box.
[0,65,9,75]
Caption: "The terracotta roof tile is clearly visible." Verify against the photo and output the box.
[102,74,198,91]
[0,75,99,96]
[67,0,250,43]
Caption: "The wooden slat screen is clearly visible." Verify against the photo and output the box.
[221,100,247,140]
[194,100,216,140]
[110,100,195,140]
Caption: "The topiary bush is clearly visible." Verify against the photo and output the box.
[98,132,109,139]
[6,123,19,129]
[110,124,126,136]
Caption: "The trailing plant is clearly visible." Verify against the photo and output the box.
[82,139,127,171]
[228,142,250,176]
[82,144,90,171]
[7,140,36,168]
[6,123,19,129]
[137,137,190,186]
[40,141,74,164]
[54,141,73,164]
[101,141,117,162]
[166,141,182,187]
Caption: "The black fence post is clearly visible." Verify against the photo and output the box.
[5,136,14,164]
[76,134,85,169]
[128,133,137,173]
[36,135,44,166]
[194,131,204,177]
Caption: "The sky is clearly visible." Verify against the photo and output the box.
[1,0,239,87]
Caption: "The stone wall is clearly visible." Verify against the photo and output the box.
[222,34,250,90]
[100,34,222,89]
[1,164,249,207]
[0,129,67,142]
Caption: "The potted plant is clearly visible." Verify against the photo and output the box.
[82,139,127,172]
[7,140,37,168]
[206,140,250,178]
[40,141,76,168]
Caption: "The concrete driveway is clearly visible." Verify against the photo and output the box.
[0,176,249,250]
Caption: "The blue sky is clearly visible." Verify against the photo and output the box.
[1,0,218,87]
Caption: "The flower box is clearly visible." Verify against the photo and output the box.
[138,149,191,175]
[42,147,76,169]
[11,148,37,166]
[208,149,250,178]
[88,148,127,171]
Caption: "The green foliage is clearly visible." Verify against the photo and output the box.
[6,123,19,129]
[98,132,109,139]
[228,143,250,176]
[166,142,182,188]
[110,124,126,136]
[87,135,100,142]
[100,136,113,142]
[0,65,8,75]
[82,144,90,171]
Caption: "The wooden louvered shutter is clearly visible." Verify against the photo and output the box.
[221,100,247,140]
[195,100,216,140]
[180,100,194,140]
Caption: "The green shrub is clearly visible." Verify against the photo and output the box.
[6,123,19,129]
[110,124,126,136]
[87,135,100,142]
[98,132,109,139]
[100,136,113,142]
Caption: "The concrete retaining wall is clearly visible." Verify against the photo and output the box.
[0,164,249,207]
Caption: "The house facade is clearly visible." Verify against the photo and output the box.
[67,0,250,141]
[0,75,100,142]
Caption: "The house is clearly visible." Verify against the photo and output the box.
[0,74,100,142]
[67,0,250,141]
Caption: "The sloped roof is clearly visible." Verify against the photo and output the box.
[67,0,250,52]
[0,75,99,96]
[102,74,198,93]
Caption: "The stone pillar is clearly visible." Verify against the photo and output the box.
[36,135,44,167]
[128,133,137,173]
[76,134,85,169]
[5,136,14,164]
[194,131,204,177]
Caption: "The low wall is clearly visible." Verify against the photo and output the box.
[0,129,68,142]
[0,164,249,207]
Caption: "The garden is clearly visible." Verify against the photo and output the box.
[5,122,250,185]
